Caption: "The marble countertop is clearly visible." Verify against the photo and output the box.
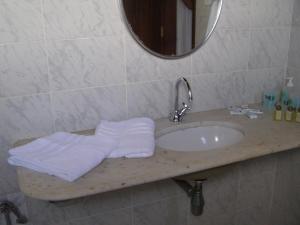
[14,108,300,201]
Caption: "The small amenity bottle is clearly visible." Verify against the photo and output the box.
[296,108,300,123]
[274,104,283,121]
[285,106,294,122]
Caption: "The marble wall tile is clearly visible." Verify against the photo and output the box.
[234,207,269,225]
[249,28,291,70]
[133,195,188,225]
[269,152,300,225]
[44,0,123,39]
[290,148,300,165]
[131,180,184,206]
[238,155,277,179]
[157,57,192,81]
[127,80,174,119]
[62,208,132,225]
[48,36,125,91]
[0,0,43,44]
[0,94,54,144]
[191,74,225,112]
[0,139,18,195]
[236,171,275,224]
[191,29,249,74]
[125,34,160,83]
[235,155,278,225]
[292,0,300,26]
[191,71,250,112]
[245,68,284,102]
[26,189,132,225]
[0,42,49,98]
[216,0,250,29]
[189,211,234,225]
[250,0,294,28]
[288,27,300,70]
[287,67,300,96]
[52,85,127,132]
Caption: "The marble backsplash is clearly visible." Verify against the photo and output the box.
[0,0,295,196]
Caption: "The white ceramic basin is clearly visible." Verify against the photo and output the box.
[156,123,244,152]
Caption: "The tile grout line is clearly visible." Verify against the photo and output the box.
[0,27,293,49]
[123,31,129,119]
[285,0,295,80]
[0,66,287,102]
[40,0,56,133]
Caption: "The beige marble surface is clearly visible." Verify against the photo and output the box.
[14,108,300,201]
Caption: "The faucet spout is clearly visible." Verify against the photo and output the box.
[170,77,193,122]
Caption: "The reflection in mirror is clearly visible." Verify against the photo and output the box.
[122,0,222,58]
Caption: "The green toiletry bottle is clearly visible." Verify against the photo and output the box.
[280,77,294,110]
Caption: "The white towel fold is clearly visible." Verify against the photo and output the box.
[8,132,117,182]
[96,117,155,158]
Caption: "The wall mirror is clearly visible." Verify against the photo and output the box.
[121,0,223,58]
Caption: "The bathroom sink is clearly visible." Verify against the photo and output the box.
[156,122,244,152]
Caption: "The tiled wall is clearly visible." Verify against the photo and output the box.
[288,0,300,94]
[0,0,298,224]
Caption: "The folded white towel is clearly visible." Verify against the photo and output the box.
[96,117,155,158]
[8,132,116,182]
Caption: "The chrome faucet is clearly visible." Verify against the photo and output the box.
[169,77,193,122]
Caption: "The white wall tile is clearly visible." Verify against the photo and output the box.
[292,0,300,26]
[0,42,49,97]
[287,67,300,96]
[250,0,294,28]
[216,0,250,29]
[0,138,19,195]
[48,36,125,91]
[249,28,291,69]
[245,68,284,102]
[44,0,123,39]
[191,71,250,112]
[26,189,131,225]
[0,0,43,44]
[52,86,127,132]
[191,29,250,74]
[288,27,300,70]
[0,94,54,144]
[127,80,174,119]
[125,34,160,83]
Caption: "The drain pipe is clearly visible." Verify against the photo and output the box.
[0,201,28,225]
[173,179,206,216]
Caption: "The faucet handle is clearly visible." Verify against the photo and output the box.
[178,102,191,118]
[182,102,191,110]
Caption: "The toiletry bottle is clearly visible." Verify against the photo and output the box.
[274,104,283,121]
[285,105,294,122]
[296,108,300,123]
[280,77,294,111]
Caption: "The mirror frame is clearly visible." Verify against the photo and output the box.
[119,0,223,59]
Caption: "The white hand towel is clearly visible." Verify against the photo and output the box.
[8,132,116,182]
[96,117,155,158]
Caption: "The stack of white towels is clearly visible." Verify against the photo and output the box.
[8,118,155,182]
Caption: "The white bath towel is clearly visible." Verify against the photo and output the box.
[8,132,117,182]
[96,117,155,158]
